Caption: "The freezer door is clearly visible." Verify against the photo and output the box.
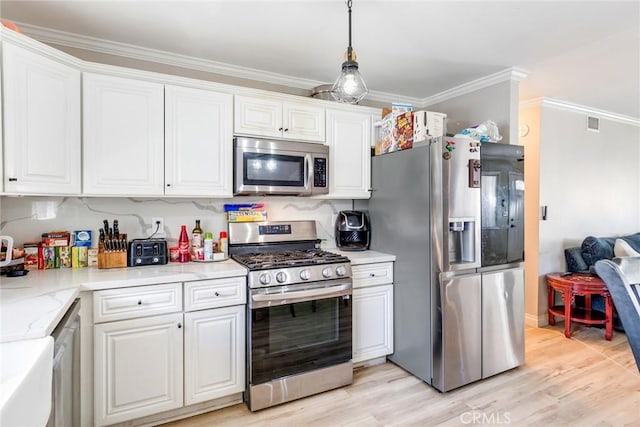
[481,267,524,378]
[432,272,481,392]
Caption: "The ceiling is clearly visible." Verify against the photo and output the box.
[2,1,639,119]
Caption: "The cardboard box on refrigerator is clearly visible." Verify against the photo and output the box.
[413,110,446,145]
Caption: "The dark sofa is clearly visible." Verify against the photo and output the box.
[564,232,640,331]
[565,232,640,274]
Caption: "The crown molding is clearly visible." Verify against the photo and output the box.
[421,67,529,107]
[14,21,329,90]
[0,25,85,67]
[365,90,423,107]
[15,21,529,109]
[519,97,640,127]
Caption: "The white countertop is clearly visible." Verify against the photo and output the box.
[0,260,247,343]
[327,249,396,265]
[0,251,395,343]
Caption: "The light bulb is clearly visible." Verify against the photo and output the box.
[342,74,358,95]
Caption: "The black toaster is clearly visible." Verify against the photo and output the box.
[335,210,371,251]
[127,238,168,267]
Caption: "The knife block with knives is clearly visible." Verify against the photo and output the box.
[98,219,128,269]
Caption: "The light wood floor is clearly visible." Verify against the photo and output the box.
[165,325,640,426]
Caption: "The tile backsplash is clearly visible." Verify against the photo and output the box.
[0,196,353,248]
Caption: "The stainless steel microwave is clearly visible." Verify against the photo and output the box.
[234,137,329,196]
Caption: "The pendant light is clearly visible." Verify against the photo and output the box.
[331,0,368,104]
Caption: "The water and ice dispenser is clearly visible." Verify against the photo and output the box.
[448,218,477,265]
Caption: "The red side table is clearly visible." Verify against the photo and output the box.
[546,272,613,340]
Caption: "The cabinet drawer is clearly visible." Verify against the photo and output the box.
[93,283,182,323]
[352,262,394,288]
[184,276,246,312]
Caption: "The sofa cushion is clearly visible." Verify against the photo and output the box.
[581,236,616,267]
[565,246,589,273]
[622,232,640,253]
[615,239,640,257]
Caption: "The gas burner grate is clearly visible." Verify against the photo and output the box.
[232,249,350,271]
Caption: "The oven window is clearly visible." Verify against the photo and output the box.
[244,153,304,186]
[268,299,338,353]
[251,295,352,385]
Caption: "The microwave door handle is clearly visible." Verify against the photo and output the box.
[304,154,312,192]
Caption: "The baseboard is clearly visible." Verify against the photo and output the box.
[525,313,548,327]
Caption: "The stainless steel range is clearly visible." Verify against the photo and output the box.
[229,221,353,412]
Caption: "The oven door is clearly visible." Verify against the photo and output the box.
[248,280,352,386]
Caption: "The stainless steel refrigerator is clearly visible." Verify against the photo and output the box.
[368,137,524,392]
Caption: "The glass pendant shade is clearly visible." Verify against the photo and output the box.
[331,60,368,104]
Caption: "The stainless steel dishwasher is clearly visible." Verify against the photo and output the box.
[47,298,80,427]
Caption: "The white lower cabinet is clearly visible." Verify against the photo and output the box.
[184,305,245,405]
[351,261,394,364]
[94,312,184,426]
[92,278,246,425]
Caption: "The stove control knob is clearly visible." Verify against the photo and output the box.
[300,269,311,280]
[336,265,347,277]
[276,272,287,283]
[322,267,333,278]
[259,274,271,285]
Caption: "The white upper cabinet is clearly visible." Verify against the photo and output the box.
[325,109,372,199]
[83,73,164,196]
[2,42,81,194]
[165,85,233,197]
[234,95,325,142]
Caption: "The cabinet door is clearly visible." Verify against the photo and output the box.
[165,85,233,196]
[234,95,282,139]
[94,313,183,426]
[3,42,81,194]
[83,73,164,195]
[184,305,244,405]
[325,109,371,199]
[353,284,393,364]
[282,102,325,142]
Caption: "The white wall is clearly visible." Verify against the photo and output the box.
[0,196,351,249]
[427,80,518,144]
[526,105,640,321]
[538,108,640,269]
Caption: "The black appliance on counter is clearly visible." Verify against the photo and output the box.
[335,210,370,251]
[127,238,168,267]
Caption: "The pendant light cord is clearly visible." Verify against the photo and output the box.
[347,0,353,61]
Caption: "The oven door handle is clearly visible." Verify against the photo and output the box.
[251,283,352,306]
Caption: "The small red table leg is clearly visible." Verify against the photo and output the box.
[548,285,556,326]
[604,294,613,341]
[563,290,572,338]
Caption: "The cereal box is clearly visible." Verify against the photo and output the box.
[43,247,58,269]
[23,243,40,271]
[59,246,72,268]
[72,246,88,268]
[375,104,414,155]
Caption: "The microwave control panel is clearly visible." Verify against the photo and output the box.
[313,158,327,188]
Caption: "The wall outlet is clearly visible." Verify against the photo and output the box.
[151,217,165,237]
